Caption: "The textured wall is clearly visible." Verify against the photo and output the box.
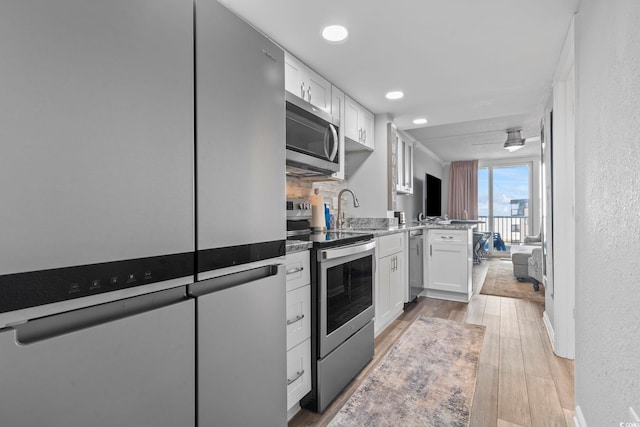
[575,0,640,424]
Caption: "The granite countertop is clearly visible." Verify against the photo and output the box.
[335,221,478,237]
[285,240,313,254]
[285,219,480,252]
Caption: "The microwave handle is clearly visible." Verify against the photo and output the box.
[325,123,338,162]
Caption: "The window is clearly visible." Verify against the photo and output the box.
[477,163,532,253]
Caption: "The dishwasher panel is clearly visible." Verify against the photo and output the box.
[0,288,195,427]
[193,264,286,427]
[408,229,425,305]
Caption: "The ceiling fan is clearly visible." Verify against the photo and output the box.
[471,128,541,152]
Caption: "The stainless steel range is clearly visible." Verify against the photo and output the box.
[287,199,375,412]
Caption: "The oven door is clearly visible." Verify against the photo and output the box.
[317,240,375,358]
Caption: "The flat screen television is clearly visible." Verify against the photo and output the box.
[424,173,442,217]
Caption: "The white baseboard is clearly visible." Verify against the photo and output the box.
[574,405,588,427]
[542,310,556,352]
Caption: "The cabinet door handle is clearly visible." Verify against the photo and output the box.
[307,86,311,103]
[363,129,366,142]
[358,128,362,142]
[300,82,305,99]
[286,266,304,275]
[430,244,432,256]
[286,313,305,325]
[287,370,305,385]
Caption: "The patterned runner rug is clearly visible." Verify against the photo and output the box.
[328,316,485,427]
[480,260,545,304]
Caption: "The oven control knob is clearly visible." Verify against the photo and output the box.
[298,203,304,209]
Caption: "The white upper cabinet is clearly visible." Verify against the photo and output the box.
[388,124,413,209]
[396,130,414,195]
[344,96,374,151]
[284,52,331,113]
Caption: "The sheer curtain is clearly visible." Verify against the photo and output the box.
[447,160,478,219]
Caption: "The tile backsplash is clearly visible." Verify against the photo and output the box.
[286,176,349,216]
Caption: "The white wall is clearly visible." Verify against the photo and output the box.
[575,0,640,424]
[346,113,393,218]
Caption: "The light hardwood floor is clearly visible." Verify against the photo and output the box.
[289,261,574,427]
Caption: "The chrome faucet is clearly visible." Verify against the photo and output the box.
[337,189,360,229]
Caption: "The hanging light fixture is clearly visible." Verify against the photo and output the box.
[504,129,525,152]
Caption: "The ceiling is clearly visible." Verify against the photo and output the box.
[219,0,578,162]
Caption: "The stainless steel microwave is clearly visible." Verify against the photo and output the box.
[285,92,340,176]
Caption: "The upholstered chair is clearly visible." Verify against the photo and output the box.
[528,247,543,291]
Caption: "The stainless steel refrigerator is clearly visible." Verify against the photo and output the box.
[0,0,196,426]
[192,1,287,426]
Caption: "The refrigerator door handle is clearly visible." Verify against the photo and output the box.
[13,287,187,345]
[189,264,284,297]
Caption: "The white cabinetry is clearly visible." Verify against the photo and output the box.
[388,124,414,210]
[396,130,414,195]
[344,96,374,151]
[426,228,473,302]
[284,52,331,113]
[285,250,312,415]
[375,232,407,335]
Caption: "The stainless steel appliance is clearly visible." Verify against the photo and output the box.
[188,265,285,427]
[407,228,424,307]
[394,211,407,225]
[0,288,196,427]
[0,1,195,425]
[286,92,340,176]
[287,201,376,413]
[313,239,376,411]
[195,2,286,426]
[0,0,194,321]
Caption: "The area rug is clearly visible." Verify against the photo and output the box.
[479,260,545,304]
[328,316,485,427]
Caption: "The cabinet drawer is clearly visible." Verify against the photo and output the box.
[286,284,311,350]
[378,232,406,258]
[287,338,312,410]
[285,250,310,292]
[428,229,469,244]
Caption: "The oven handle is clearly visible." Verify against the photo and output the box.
[318,240,376,261]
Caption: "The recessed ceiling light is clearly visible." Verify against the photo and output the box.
[385,91,404,100]
[413,118,428,125]
[321,25,349,43]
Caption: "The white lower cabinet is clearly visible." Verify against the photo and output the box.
[286,282,311,351]
[286,338,312,409]
[375,232,407,335]
[285,250,312,413]
[426,228,473,302]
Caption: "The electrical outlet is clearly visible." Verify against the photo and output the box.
[630,407,640,422]
[332,197,338,209]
